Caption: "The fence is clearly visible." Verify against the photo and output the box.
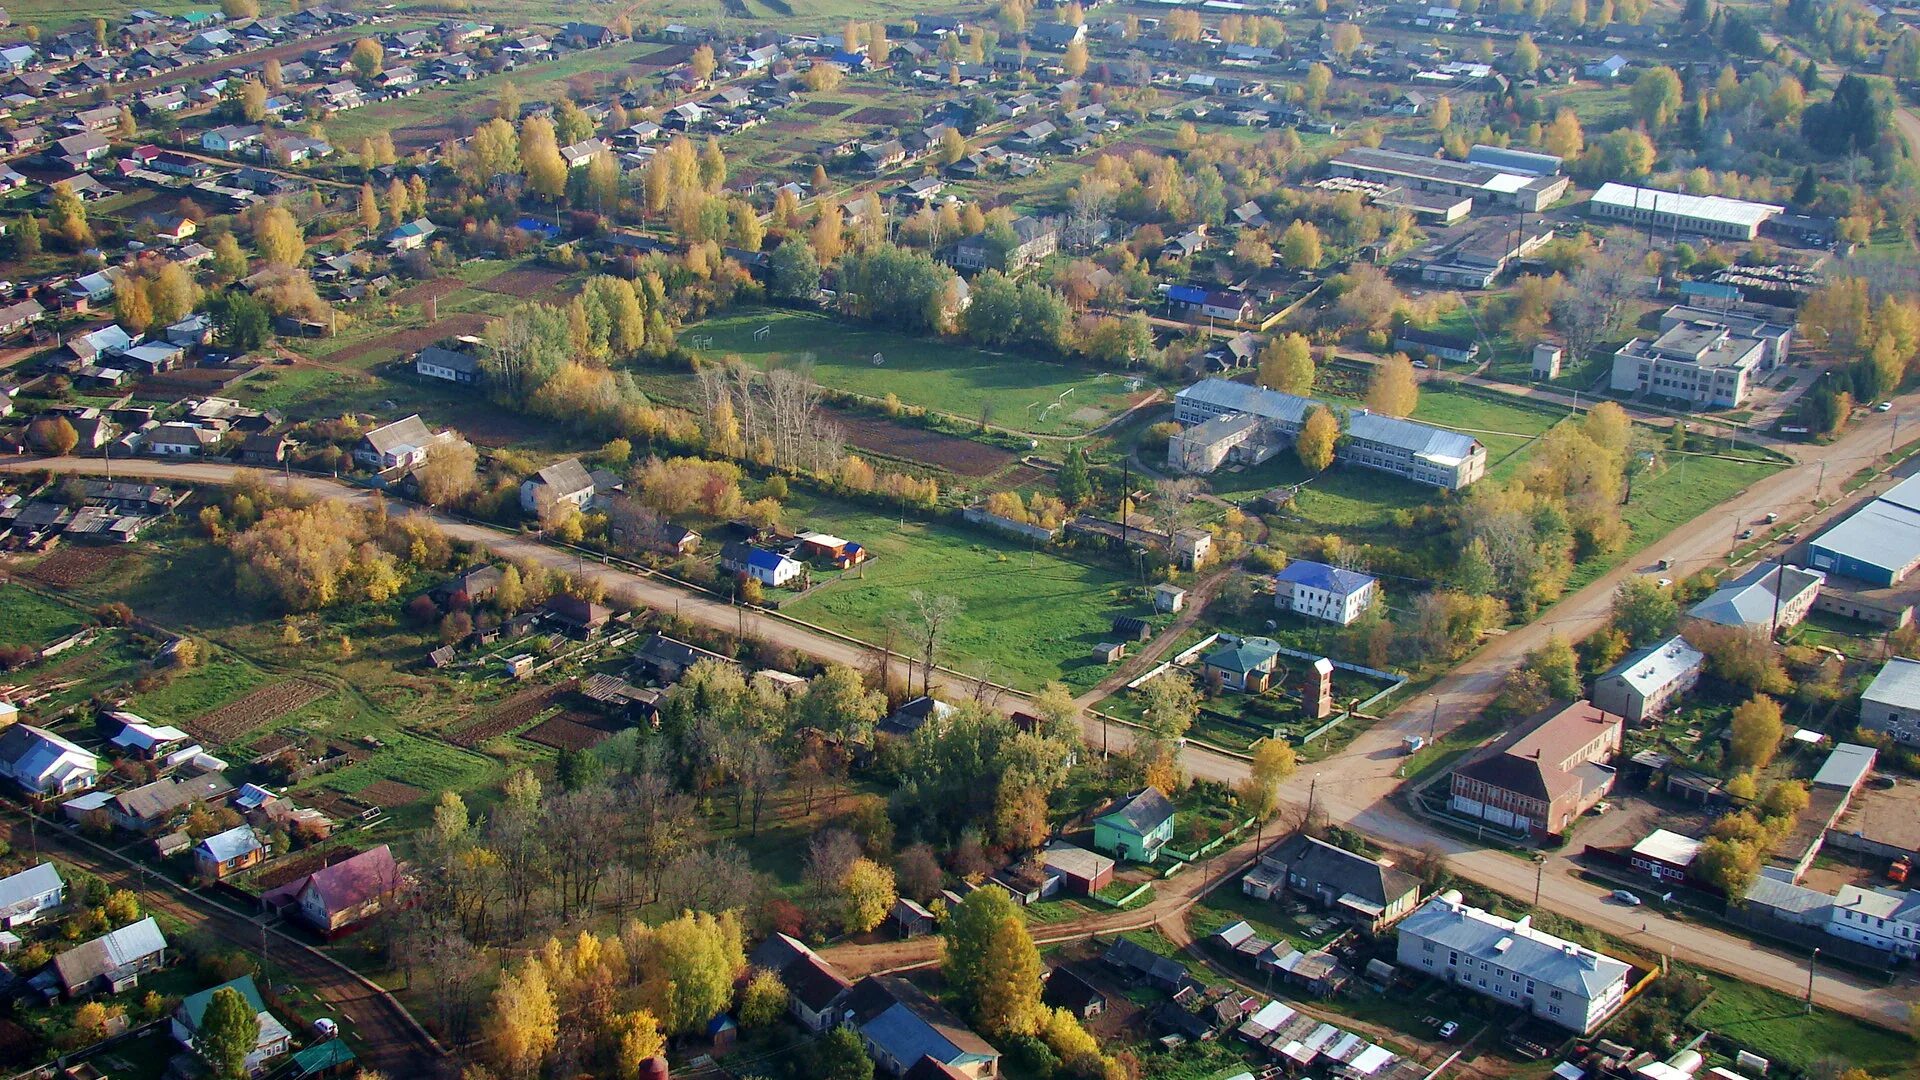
[1097,881,1154,908]
[961,506,1059,544]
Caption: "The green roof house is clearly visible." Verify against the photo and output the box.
[1093,787,1176,863]
[171,975,294,1076]
[1201,634,1282,693]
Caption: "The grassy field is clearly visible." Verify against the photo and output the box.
[0,584,88,645]
[1691,974,1919,1078]
[684,308,1147,435]
[126,650,268,725]
[779,492,1147,690]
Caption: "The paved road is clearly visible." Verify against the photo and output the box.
[2,815,441,1075]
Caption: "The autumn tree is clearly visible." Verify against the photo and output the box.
[689,44,716,81]
[1258,332,1315,394]
[628,910,745,1036]
[1543,108,1584,158]
[1430,94,1452,132]
[1630,65,1683,129]
[489,960,558,1079]
[943,888,1043,1038]
[520,116,568,202]
[1729,694,1784,770]
[350,38,384,78]
[199,987,261,1080]
[1366,354,1419,416]
[253,206,304,268]
[1296,405,1339,472]
[841,857,897,933]
[1279,219,1323,270]
[737,969,788,1028]
[48,187,92,248]
[1240,737,1297,819]
[29,417,78,455]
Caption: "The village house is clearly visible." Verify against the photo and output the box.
[1687,562,1824,633]
[194,824,265,880]
[172,975,294,1075]
[1447,701,1624,839]
[48,917,168,997]
[262,844,404,935]
[1200,634,1282,693]
[841,974,1001,1077]
[721,542,803,588]
[353,414,447,471]
[1240,832,1420,933]
[1396,893,1632,1032]
[520,458,599,516]
[1273,561,1380,626]
[0,725,100,796]
[1093,786,1176,863]
[0,862,65,927]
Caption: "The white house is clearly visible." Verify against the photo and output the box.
[1859,656,1920,747]
[200,123,262,153]
[0,862,65,927]
[519,458,596,516]
[415,345,480,385]
[1826,886,1920,958]
[1273,560,1379,625]
[0,725,100,796]
[1395,892,1632,1033]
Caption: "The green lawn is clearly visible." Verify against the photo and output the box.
[683,308,1146,435]
[126,651,268,725]
[1562,451,1780,591]
[778,493,1144,690]
[1691,974,1918,1078]
[0,585,86,645]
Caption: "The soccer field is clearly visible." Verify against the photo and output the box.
[684,308,1147,435]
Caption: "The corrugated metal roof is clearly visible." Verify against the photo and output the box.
[1347,411,1481,466]
[1602,635,1704,695]
[1812,743,1876,789]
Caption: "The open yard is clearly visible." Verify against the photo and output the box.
[683,308,1150,436]
[1691,973,1919,1078]
[0,584,87,645]
[779,493,1146,690]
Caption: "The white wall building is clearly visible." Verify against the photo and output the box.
[1859,656,1920,747]
[1587,183,1784,241]
[1273,560,1380,625]
[1395,892,1632,1033]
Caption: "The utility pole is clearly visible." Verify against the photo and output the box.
[1533,854,1545,907]
[1428,697,1439,744]
[1805,947,1819,1013]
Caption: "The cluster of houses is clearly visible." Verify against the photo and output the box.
[0,708,402,937]
[0,853,357,1073]
[0,478,183,549]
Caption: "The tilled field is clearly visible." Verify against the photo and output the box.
[447,678,576,747]
[27,547,127,588]
[188,679,330,744]
[829,409,1016,477]
[521,710,621,751]
[328,313,489,367]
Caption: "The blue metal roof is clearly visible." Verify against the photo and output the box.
[1274,560,1376,597]
[1166,284,1208,305]
[746,548,792,572]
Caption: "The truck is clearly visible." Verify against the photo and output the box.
[1891,856,1911,884]
[1402,735,1426,755]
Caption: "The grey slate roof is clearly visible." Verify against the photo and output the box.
[1397,896,1629,1001]
[1099,787,1174,835]
[1259,833,1418,910]
[1346,411,1482,466]
[361,414,433,456]
[1863,657,1920,712]
[0,861,61,915]
[1687,563,1825,629]
[1175,378,1313,426]
[52,916,167,992]
[530,457,594,496]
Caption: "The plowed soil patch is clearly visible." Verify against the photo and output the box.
[329,314,488,366]
[829,409,1015,477]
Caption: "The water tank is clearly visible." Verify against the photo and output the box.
[1439,889,1464,905]
[1668,1049,1705,1076]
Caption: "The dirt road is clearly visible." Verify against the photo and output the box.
[2,815,441,1074]
[12,399,1919,1029]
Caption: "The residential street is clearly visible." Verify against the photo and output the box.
[9,396,1920,1028]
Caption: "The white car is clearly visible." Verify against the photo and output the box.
[1611,889,1643,906]
[1438,1021,1460,1040]
[1878,401,1894,412]
[1656,578,1673,589]
[1411,359,1430,369]
[313,1018,339,1038]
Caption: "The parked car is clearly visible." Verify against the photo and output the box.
[1763,512,1779,524]
[314,1018,339,1038]
[1611,889,1643,906]
[1877,401,1893,412]
[1438,1021,1460,1040]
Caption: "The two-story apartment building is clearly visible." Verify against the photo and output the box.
[1273,561,1380,625]
[1610,319,1770,408]
[1448,701,1624,839]
[1396,893,1632,1032]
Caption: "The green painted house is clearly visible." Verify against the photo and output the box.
[1092,787,1176,863]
